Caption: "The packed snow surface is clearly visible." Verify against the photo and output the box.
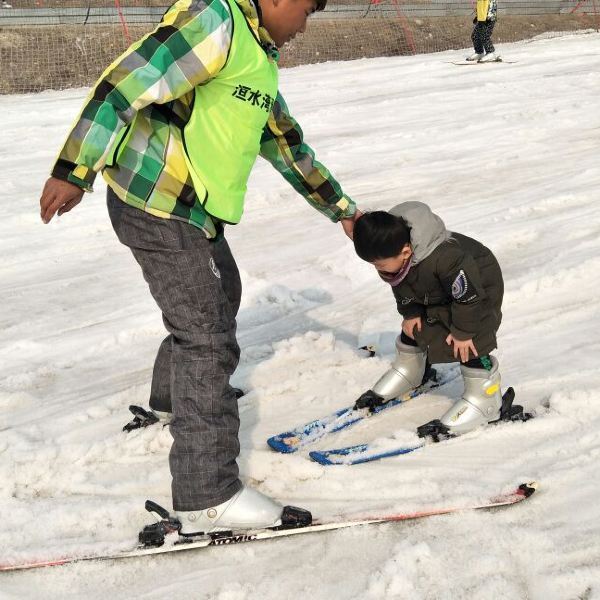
[1,32,600,599]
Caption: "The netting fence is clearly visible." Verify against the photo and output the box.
[1,0,598,93]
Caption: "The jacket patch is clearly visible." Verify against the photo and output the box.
[451,270,469,299]
[451,270,478,303]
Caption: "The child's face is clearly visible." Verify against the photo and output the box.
[371,244,413,276]
[260,0,318,48]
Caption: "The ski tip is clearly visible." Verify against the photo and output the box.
[267,436,300,454]
[519,481,538,497]
[308,451,336,465]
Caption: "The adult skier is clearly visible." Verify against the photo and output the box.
[39,0,360,535]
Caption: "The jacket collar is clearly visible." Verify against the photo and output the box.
[234,0,280,61]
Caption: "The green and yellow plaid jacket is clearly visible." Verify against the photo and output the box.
[51,0,355,237]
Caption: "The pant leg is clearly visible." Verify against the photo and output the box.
[149,236,242,414]
[107,189,243,510]
[472,22,486,54]
[483,21,496,53]
[413,313,499,364]
[149,335,173,413]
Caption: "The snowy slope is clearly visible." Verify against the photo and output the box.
[1,32,600,599]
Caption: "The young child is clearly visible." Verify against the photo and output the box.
[467,0,498,62]
[352,201,521,438]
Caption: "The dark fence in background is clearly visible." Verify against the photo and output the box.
[1,0,598,93]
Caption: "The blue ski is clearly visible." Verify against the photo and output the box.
[267,369,458,454]
[309,441,424,465]
[309,387,531,465]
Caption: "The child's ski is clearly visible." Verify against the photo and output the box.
[310,388,532,465]
[267,368,459,454]
[310,439,424,465]
[0,482,537,572]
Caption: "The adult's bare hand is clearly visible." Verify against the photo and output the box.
[40,177,85,224]
[340,209,363,240]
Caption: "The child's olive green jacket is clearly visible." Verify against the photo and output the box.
[52,0,355,237]
[389,202,503,363]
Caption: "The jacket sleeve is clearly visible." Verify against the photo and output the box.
[393,290,426,321]
[439,246,488,340]
[51,2,232,191]
[260,91,356,222]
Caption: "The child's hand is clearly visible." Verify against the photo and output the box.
[402,317,422,339]
[445,334,478,362]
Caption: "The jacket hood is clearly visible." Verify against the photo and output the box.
[389,201,450,265]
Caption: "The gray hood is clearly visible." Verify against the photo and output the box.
[389,201,450,265]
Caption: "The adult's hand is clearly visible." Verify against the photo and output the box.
[40,177,85,224]
[340,209,363,240]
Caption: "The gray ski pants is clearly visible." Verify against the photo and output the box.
[107,188,243,511]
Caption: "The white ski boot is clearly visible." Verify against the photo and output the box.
[354,336,430,411]
[466,52,485,62]
[479,52,499,63]
[177,486,285,536]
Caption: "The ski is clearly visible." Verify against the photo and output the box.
[267,368,459,454]
[0,482,537,572]
[449,58,518,66]
[310,387,532,465]
[310,439,423,465]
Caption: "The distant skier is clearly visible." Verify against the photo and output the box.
[351,202,516,438]
[467,0,498,62]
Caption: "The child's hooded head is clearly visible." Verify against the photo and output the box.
[353,211,412,275]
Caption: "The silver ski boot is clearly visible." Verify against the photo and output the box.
[138,488,312,547]
[177,486,284,535]
[439,356,503,434]
[174,486,312,537]
[354,336,432,412]
[417,356,530,441]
